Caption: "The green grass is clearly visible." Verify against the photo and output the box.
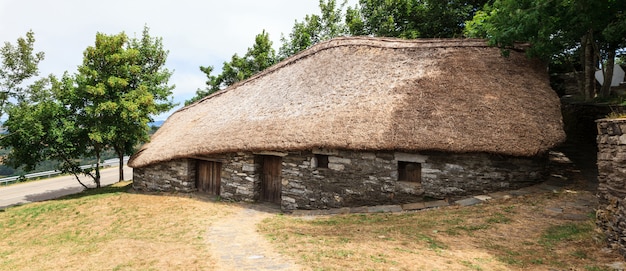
[539,222,593,249]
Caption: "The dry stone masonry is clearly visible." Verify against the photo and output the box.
[133,159,196,192]
[597,118,626,257]
[133,149,548,211]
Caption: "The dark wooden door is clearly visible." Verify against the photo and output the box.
[261,156,282,204]
[197,161,222,195]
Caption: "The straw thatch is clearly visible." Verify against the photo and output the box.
[129,37,565,168]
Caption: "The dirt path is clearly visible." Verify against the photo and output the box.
[207,205,303,271]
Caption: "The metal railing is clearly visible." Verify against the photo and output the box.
[0,156,129,186]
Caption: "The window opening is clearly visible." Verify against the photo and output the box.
[398,161,421,182]
[315,154,329,168]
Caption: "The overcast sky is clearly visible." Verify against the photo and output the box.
[0,0,354,120]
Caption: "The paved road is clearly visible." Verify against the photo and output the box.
[0,166,132,209]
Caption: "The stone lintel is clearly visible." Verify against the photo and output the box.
[253,151,288,157]
[394,152,428,163]
[189,155,226,162]
[312,148,340,155]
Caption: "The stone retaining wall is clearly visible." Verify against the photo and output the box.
[596,118,626,256]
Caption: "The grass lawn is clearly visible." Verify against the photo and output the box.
[0,182,235,271]
[258,190,624,271]
[1,181,624,270]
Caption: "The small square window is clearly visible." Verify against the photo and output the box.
[398,161,421,182]
[315,154,329,168]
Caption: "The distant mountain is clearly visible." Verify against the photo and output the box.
[149,120,165,127]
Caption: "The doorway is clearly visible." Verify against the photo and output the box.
[260,155,282,204]
[197,160,222,195]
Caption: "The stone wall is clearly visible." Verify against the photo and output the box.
[596,118,626,257]
[421,152,546,199]
[132,150,547,212]
[279,150,547,210]
[219,153,259,202]
[133,158,196,192]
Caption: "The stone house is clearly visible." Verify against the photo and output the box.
[128,37,565,211]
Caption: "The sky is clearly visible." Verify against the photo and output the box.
[0,0,354,120]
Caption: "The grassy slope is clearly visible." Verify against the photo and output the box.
[259,191,623,271]
[0,182,624,270]
[0,182,234,271]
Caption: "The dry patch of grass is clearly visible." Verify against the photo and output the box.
[259,191,623,271]
[0,182,236,271]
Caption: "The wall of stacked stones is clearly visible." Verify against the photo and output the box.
[279,150,547,210]
[133,158,196,192]
[132,150,547,211]
[218,153,259,202]
[596,118,626,257]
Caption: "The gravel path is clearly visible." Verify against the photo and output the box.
[207,205,302,271]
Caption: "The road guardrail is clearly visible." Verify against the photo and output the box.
[0,156,129,186]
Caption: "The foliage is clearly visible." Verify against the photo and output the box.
[73,27,175,182]
[278,0,348,60]
[464,0,626,100]
[346,0,488,39]
[109,26,175,180]
[0,74,96,188]
[0,30,45,117]
[347,0,491,38]
[1,27,175,186]
[186,30,276,105]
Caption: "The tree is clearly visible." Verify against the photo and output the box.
[112,26,175,181]
[2,28,176,187]
[346,0,489,39]
[75,28,175,182]
[278,0,348,60]
[1,74,97,189]
[0,30,45,117]
[465,0,626,100]
[186,30,276,105]
[346,0,421,38]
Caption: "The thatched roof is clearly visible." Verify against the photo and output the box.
[129,37,565,168]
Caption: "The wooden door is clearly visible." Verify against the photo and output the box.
[197,161,222,195]
[260,156,282,204]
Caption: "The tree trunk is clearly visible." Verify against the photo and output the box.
[583,30,597,101]
[117,148,125,182]
[599,48,616,98]
[94,152,101,188]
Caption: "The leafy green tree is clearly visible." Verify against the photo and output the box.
[0,30,45,117]
[1,74,96,188]
[346,0,420,38]
[2,28,175,187]
[346,0,488,39]
[112,26,175,180]
[278,0,348,60]
[465,0,626,100]
[75,28,175,182]
[187,30,276,105]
